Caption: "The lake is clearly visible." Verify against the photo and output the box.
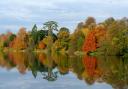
[0,51,127,89]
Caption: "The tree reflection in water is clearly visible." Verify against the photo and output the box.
[42,69,58,81]
[82,55,102,85]
[0,51,128,88]
[39,52,58,81]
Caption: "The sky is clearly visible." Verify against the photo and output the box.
[0,0,128,33]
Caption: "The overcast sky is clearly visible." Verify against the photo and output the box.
[0,0,128,33]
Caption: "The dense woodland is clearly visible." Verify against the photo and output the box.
[0,17,128,56]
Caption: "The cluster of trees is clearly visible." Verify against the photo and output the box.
[71,17,128,56]
[0,21,70,53]
[0,17,128,56]
[97,17,128,56]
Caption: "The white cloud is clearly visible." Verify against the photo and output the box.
[0,0,128,32]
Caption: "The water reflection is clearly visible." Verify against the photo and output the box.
[83,56,102,85]
[0,51,128,89]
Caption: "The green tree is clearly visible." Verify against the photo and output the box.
[31,24,38,46]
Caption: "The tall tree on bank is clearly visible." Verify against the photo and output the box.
[43,21,58,37]
[43,21,58,52]
[31,24,38,45]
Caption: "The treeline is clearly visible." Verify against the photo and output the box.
[0,17,128,56]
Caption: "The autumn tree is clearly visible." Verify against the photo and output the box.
[82,24,106,53]
[43,21,58,52]
[85,17,96,30]
[8,34,16,48]
[82,31,97,52]
[103,17,115,27]
[0,31,16,49]
[98,17,128,55]
[68,22,85,53]
[77,22,84,30]
[13,27,28,50]
[57,27,70,40]
[0,34,7,49]
[52,27,70,51]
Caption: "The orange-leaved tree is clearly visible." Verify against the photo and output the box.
[82,25,106,52]
[82,31,97,52]
[13,27,28,50]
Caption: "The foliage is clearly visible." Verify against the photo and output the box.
[82,31,97,52]
[97,18,128,56]
[12,27,28,50]
[43,21,58,36]
[38,40,46,49]
[0,18,127,57]
[52,27,70,51]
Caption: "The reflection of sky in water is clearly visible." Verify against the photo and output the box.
[0,68,112,89]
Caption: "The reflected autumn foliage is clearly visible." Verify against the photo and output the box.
[84,56,102,77]
[82,55,102,85]
[97,56,128,89]
[52,52,69,75]
[0,52,128,88]
[38,52,47,65]
[9,52,27,74]
[0,52,15,70]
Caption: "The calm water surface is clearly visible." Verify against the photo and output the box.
[0,52,127,89]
